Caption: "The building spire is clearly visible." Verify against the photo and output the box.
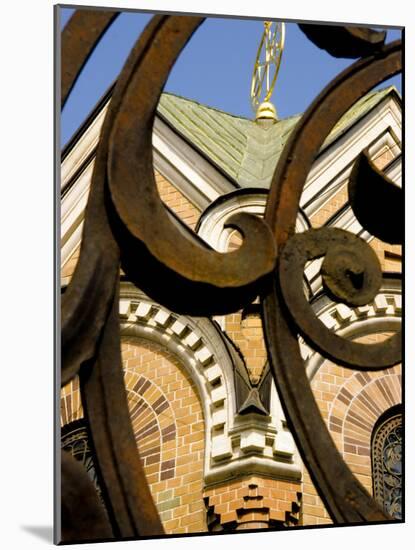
[250,21,285,123]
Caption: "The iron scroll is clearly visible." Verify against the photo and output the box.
[60,11,402,539]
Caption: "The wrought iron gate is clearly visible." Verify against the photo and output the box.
[59,10,402,542]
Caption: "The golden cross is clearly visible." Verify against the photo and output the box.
[251,21,285,115]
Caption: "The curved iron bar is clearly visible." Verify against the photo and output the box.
[298,24,386,58]
[349,149,403,245]
[61,450,113,542]
[61,9,120,107]
[79,285,163,538]
[106,17,277,315]
[60,7,402,539]
[279,228,401,369]
[61,15,171,386]
[62,14,277,385]
[61,13,175,538]
[262,41,401,522]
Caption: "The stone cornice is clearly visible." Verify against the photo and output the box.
[119,283,301,487]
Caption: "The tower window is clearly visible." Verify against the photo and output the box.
[371,408,402,520]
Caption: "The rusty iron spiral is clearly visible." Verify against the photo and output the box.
[59,10,402,541]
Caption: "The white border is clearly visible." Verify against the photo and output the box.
[1,1,413,549]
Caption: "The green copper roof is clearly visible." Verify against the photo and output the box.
[157,85,399,189]
[157,94,250,182]
[322,86,397,149]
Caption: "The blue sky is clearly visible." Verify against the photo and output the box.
[60,7,402,148]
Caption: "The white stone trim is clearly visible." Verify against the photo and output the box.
[61,159,94,267]
[304,279,402,380]
[153,116,234,210]
[61,98,110,189]
[119,283,302,486]
[61,94,401,286]
[303,142,401,296]
[197,191,310,329]
[301,96,401,216]
[197,191,310,254]
[60,110,236,276]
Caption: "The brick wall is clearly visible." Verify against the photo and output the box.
[61,170,201,284]
[309,149,402,274]
[204,476,301,530]
[61,337,207,534]
[225,312,267,384]
[224,230,268,385]
[123,338,206,533]
[155,171,201,230]
[301,331,402,525]
[310,183,350,228]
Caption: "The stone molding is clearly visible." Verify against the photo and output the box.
[301,95,401,216]
[119,283,302,486]
[304,278,402,380]
[329,371,401,456]
[197,189,310,254]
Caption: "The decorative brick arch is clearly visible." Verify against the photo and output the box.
[305,279,402,380]
[60,363,178,479]
[118,282,237,474]
[328,370,402,456]
[124,366,177,483]
[119,282,301,486]
[120,337,207,532]
[60,356,179,484]
[327,368,401,499]
[300,279,402,520]
[61,281,303,532]
[60,332,207,532]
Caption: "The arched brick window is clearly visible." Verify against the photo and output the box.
[61,419,100,495]
[371,407,402,520]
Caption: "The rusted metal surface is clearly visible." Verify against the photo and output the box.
[106,15,277,315]
[262,41,401,523]
[62,16,171,386]
[80,286,163,538]
[279,228,401,368]
[60,9,402,541]
[61,9,119,107]
[348,149,403,245]
[298,24,386,58]
[61,450,112,542]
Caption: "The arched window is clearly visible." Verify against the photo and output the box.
[61,419,100,495]
[371,407,402,520]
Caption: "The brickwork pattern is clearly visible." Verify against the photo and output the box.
[370,239,402,273]
[60,132,402,532]
[124,367,177,485]
[155,170,200,229]
[310,182,350,228]
[301,337,402,525]
[61,337,207,534]
[60,375,83,426]
[224,228,267,385]
[309,148,401,274]
[310,146,394,229]
[225,312,267,384]
[310,190,401,274]
[204,476,301,530]
[61,170,201,284]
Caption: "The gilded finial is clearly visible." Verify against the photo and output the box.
[250,21,285,123]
